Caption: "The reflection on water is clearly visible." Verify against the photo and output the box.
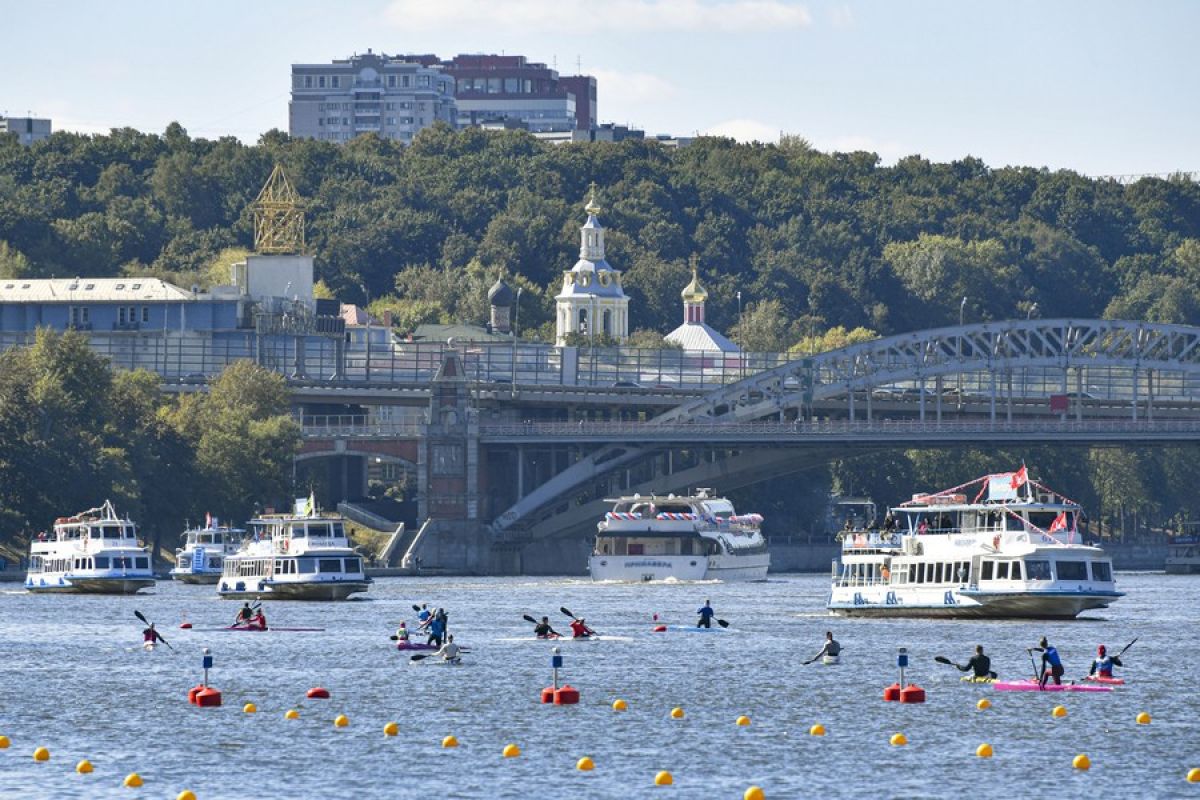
[0,573,1196,798]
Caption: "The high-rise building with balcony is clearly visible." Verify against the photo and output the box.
[289,51,457,144]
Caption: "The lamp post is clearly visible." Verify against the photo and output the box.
[514,287,522,337]
[736,291,742,319]
[957,296,967,408]
[1027,302,1038,320]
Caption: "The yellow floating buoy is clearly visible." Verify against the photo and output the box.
[124,773,144,788]
[1187,768,1200,783]
[33,746,49,762]
[577,756,595,771]
[442,735,459,748]
[1073,754,1091,771]
[977,698,991,710]
[76,759,94,774]
[383,721,399,737]
[735,715,751,727]
[655,771,673,786]
[1136,711,1151,725]
[612,698,628,712]
[334,715,349,728]
[809,724,826,737]
[0,735,10,749]
[243,703,257,714]
[890,733,907,746]
[976,743,994,758]
[502,743,521,758]
[745,787,765,800]
[1052,705,1067,718]
[670,707,685,719]
[284,709,299,720]
[177,792,197,800]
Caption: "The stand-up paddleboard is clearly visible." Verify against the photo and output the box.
[993,679,1112,693]
[1082,674,1126,685]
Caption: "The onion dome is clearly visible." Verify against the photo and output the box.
[488,275,514,307]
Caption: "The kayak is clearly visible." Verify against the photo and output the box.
[993,680,1112,693]
[410,657,465,667]
[654,625,727,633]
[1082,674,1126,685]
[822,655,840,665]
[184,625,326,632]
[396,641,437,651]
[961,675,997,684]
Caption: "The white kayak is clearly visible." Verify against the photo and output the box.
[822,655,840,665]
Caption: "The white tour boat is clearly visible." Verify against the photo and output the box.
[1165,533,1200,574]
[217,505,370,601]
[25,501,155,594]
[828,468,1122,619]
[170,517,242,584]
[589,489,770,581]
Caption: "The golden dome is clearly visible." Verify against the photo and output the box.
[681,262,708,303]
[584,181,603,216]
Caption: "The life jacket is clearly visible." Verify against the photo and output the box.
[1094,655,1115,676]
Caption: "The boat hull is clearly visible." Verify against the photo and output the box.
[828,586,1121,619]
[170,571,221,585]
[589,552,769,582]
[26,575,155,594]
[217,579,371,601]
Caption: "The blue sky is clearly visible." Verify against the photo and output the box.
[4,0,1196,175]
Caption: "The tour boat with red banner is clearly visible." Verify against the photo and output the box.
[25,501,155,594]
[170,515,242,584]
[828,467,1122,618]
[588,489,769,581]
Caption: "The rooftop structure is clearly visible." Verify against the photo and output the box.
[555,185,629,345]
[664,259,739,352]
[0,116,51,146]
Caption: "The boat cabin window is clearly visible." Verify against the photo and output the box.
[1092,562,1112,581]
[628,543,644,555]
[1055,560,1087,581]
[1006,514,1026,531]
[345,557,362,573]
[297,558,316,573]
[290,524,308,538]
[309,523,332,538]
[1011,561,1022,580]
[94,556,108,568]
[980,560,994,581]
[1025,559,1051,580]
[103,525,124,539]
[319,558,342,573]
[996,562,1009,579]
[1029,511,1063,531]
[331,522,345,538]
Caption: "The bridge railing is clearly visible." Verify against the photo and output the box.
[299,414,425,437]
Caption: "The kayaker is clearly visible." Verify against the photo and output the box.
[435,634,462,664]
[250,609,267,631]
[697,599,715,629]
[1031,637,1064,686]
[236,602,253,625]
[533,616,560,639]
[957,645,994,679]
[396,621,410,642]
[569,617,596,638]
[142,623,164,645]
[427,609,446,648]
[1089,644,1123,678]
[812,631,841,662]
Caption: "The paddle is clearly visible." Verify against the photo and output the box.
[1115,637,1138,659]
[133,610,173,651]
[410,653,431,661]
[559,606,600,637]
[1027,648,1044,690]
[934,655,964,669]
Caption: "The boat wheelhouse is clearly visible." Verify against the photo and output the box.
[828,468,1122,619]
[25,501,155,594]
[589,489,769,582]
[218,509,370,601]
[170,520,242,584]
[1165,531,1200,574]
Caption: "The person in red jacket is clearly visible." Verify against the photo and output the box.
[569,617,596,638]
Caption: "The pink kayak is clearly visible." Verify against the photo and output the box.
[993,679,1112,693]
[396,641,437,651]
[224,625,325,632]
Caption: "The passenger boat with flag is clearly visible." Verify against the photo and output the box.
[588,489,770,581]
[170,515,242,584]
[827,467,1122,618]
[217,498,370,601]
[25,501,155,594]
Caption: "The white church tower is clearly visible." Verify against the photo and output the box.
[555,184,630,346]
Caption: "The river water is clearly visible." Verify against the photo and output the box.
[0,572,1197,799]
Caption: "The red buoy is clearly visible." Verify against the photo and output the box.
[899,684,926,704]
[554,685,580,705]
[196,687,222,707]
[652,625,667,633]
[180,622,193,629]
[187,684,205,704]
[306,687,330,699]
[541,686,556,704]
[883,682,901,702]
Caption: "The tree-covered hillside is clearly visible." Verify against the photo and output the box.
[3,123,1199,346]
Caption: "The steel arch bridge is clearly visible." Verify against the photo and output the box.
[493,318,1200,538]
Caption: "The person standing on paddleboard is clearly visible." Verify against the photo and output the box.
[427,609,446,648]
[1089,645,1123,679]
[697,599,716,629]
[1031,637,1064,686]
[957,645,994,679]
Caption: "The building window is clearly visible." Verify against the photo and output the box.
[331,76,340,88]
[402,75,410,87]
[432,445,464,476]
[142,307,150,322]
[318,76,326,88]
[304,76,312,88]
[387,75,396,87]
[118,307,126,324]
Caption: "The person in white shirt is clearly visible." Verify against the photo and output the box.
[436,634,461,663]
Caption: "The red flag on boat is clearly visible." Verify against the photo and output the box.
[1049,511,1067,532]
[1010,465,1028,490]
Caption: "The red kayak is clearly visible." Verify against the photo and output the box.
[1082,674,1126,685]
[222,625,325,632]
